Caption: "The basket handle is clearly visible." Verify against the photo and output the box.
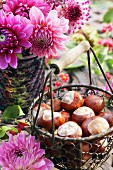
[50,40,90,74]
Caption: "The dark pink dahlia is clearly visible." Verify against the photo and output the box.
[3,0,50,18]
[56,0,90,34]
[0,133,54,170]
[0,10,33,69]
[45,0,65,8]
[29,6,69,57]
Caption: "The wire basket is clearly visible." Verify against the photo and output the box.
[32,41,113,170]
[0,56,45,114]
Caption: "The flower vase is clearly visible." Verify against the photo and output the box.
[0,56,45,114]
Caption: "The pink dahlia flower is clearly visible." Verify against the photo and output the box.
[3,0,50,18]
[56,0,90,34]
[0,133,54,170]
[0,10,33,69]
[29,6,69,57]
[45,0,65,8]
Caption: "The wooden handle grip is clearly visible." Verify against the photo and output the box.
[50,41,90,74]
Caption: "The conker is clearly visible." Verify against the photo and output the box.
[99,111,113,127]
[41,110,65,130]
[32,103,51,126]
[72,106,95,125]
[61,111,70,122]
[47,98,62,112]
[81,116,109,137]
[57,121,82,138]
[84,95,105,114]
[61,91,84,112]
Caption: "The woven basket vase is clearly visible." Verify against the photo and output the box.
[0,56,45,114]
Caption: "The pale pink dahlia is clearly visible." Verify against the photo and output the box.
[29,6,69,57]
[3,0,50,18]
[0,10,33,69]
[0,133,54,170]
[56,0,90,34]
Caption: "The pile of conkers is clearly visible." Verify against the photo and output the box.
[33,90,113,138]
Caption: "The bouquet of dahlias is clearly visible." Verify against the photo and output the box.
[0,0,90,69]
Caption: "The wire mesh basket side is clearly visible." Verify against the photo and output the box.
[0,56,45,114]
[35,131,113,170]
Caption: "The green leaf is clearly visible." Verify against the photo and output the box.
[17,53,23,59]
[65,61,85,69]
[106,59,113,71]
[0,126,10,138]
[103,8,113,23]
[10,127,18,133]
[18,106,25,117]
[2,105,25,120]
[65,41,77,49]
[98,53,105,63]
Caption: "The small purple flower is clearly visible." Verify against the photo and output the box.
[56,0,90,34]
[0,133,54,170]
[0,10,33,69]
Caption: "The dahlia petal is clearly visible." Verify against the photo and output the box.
[0,54,8,69]
[17,32,26,38]
[60,17,69,33]
[5,53,11,63]
[19,40,32,48]
[43,158,54,169]
[3,4,11,12]
[29,6,44,24]
[27,0,35,5]
[38,159,54,170]
[33,159,46,168]
[21,24,33,39]
[35,149,45,159]
[38,3,50,17]
[9,1,16,10]
[7,12,17,26]
[14,47,21,54]
[9,53,18,69]
[14,15,21,24]
[47,10,58,22]
[0,10,5,20]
